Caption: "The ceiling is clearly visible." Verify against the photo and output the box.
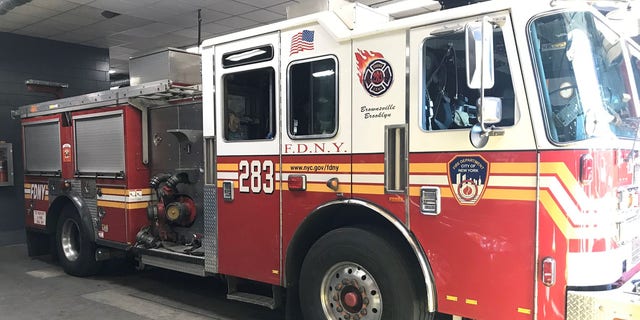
[0,0,441,80]
[0,0,637,81]
[0,0,301,77]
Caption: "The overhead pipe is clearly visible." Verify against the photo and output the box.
[110,79,130,88]
[197,9,202,47]
[24,79,68,99]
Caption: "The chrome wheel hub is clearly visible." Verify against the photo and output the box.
[320,262,382,320]
[61,219,80,262]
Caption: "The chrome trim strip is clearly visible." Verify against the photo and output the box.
[405,28,412,228]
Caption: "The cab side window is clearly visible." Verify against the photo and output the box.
[223,67,275,141]
[288,57,337,138]
[422,25,515,131]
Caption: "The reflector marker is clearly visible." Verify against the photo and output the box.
[486,175,536,188]
[217,163,238,171]
[352,163,383,173]
[409,162,447,173]
[100,188,151,196]
[446,295,478,305]
[246,163,353,173]
[490,162,537,174]
[483,188,536,201]
[97,194,152,203]
[217,171,238,180]
[409,174,449,185]
[517,307,531,314]
[96,200,148,210]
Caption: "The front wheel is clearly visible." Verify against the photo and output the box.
[56,205,101,276]
[299,227,428,320]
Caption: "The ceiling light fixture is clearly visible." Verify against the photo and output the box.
[375,0,440,15]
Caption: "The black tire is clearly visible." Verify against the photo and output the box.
[56,205,101,276]
[299,227,427,320]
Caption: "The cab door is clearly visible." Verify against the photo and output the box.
[280,25,352,259]
[407,13,537,319]
[215,33,281,285]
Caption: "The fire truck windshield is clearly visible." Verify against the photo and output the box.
[529,11,640,143]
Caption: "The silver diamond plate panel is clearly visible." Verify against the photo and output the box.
[567,285,640,320]
[566,291,597,320]
[203,184,218,273]
[71,179,98,228]
[78,179,97,220]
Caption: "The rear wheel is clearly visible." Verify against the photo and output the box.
[299,227,427,320]
[56,205,101,276]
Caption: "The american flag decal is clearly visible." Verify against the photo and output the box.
[290,30,314,55]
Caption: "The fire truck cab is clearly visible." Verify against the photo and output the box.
[14,1,640,319]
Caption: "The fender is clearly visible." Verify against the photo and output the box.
[286,198,437,313]
[48,191,96,242]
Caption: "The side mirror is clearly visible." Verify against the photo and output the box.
[466,17,503,149]
[465,18,494,89]
[480,97,502,124]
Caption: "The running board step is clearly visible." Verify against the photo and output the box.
[139,250,205,277]
[226,277,282,309]
[227,292,278,309]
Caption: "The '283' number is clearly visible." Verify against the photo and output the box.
[238,160,274,194]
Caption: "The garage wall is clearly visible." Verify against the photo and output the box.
[0,32,110,245]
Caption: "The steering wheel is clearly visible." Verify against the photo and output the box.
[548,84,577,100]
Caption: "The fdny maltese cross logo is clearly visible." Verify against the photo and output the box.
[355,49,393,96]
[448,155,489,205]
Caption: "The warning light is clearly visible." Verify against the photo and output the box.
[326,177,339,191]
[62,180,72,191]
[288,175,306,191]
[541,257,556,287]
[580,154,593,185]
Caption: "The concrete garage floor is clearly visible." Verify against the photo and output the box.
[0,244,285,320]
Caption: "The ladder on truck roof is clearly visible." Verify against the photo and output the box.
[11,79,202,119]
[12,79,202,165]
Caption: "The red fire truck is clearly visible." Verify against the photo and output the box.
[14,0,640,319]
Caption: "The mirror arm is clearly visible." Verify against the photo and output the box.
[479,16,488,134]
[477,17,505,137]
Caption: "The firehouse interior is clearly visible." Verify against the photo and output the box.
[2,1,640,320]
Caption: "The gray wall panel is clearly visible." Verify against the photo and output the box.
[0,31,109,235]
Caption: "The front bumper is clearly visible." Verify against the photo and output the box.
[566,271,640,320]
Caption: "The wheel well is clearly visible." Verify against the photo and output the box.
[47,196,95,243]
[285,200,432,308]
[46,197,74,234]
